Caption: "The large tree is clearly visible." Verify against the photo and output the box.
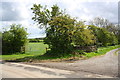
[31,4,76,56]
[45,15,75,55]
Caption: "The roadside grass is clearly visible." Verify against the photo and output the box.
[84,45,120,58]
[1,42,48,60]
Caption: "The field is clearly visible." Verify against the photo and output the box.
[1,42,48,60]
[25,42,48,55]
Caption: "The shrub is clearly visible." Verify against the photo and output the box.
[2,24,28,55]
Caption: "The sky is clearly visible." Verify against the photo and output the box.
[0,0,119,38]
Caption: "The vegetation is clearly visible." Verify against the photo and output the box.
[1,42,47,60]
[1,44,120,61]
[84,45,120,58]
[88,25,118,46]
[73,22,96,46]
[31,4,98,56]
[31,4,75,56]
[31,4,119,57]
[28,38,44,42]
[1,4,120,61]
[44,15,75,56]
[2,24,28,54]
[90,17,120,44]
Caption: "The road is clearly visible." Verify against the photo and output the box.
[1,48,120,78]
[29,48,120,77]
[1,62,74,78]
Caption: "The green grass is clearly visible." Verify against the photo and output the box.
[25,42,48,55]
[84,45,120,58]
[1,42,48,60]
[9,45,120,62]
[1,43,120,61]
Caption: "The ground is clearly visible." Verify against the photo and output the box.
[1,48,120,78]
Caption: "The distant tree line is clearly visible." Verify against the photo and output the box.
[28,38,44,42]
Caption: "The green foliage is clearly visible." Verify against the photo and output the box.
[88,25,118,46]
[28,38,43,42]
[31,4,63,28]
[116,27,120,44]
[2,24,28,54]
[31,4,119,57]
[1,42,48,60]
[84,45,120,58]
[73,22,96,46]
[31,4,76,56]
[2,45,120,61]
[44,15,75,56]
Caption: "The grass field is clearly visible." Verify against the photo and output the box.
[1,42,48,60]
[25,42,48,55]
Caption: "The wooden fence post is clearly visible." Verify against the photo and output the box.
[46,48,48,52]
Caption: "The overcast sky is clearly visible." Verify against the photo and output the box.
[0,0,119,38]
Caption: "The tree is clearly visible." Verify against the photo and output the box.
[31,4,62,28]
[31,4,77,56]
[113,24,120,44]
[88,25,118,46]
[44,15,75,56]
[90,17,110,28]
[72,22,96,46]
[90,17,119,35]
[2,24,28,54]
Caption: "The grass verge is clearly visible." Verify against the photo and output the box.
[84,45,120,58]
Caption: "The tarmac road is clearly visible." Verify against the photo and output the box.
[1,62,113,78]
[1,48,119,78]
[1,62,73,78]
[29,48,120,78]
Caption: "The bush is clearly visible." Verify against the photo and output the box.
[88,25,118,46]
[2,24,28,55]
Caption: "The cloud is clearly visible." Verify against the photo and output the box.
[1,1,118,22]
[57,1,118,23]
[1,2,30,21]
[0,0,119,38]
